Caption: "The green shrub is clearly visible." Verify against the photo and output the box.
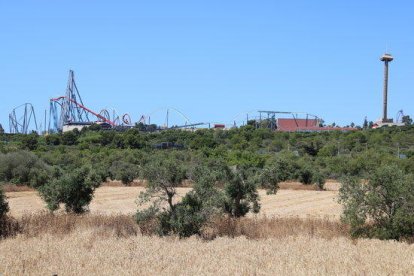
[38,166,101,213]
[298,165,314,185]
[258,156,299,193]
[45,134,61,145]
[135,206,160,235]
[139,193,208,238]
[223,166,260,218]
[0,187,9,219]
[168,193,207,237]
[61,131,78,145]
[312,170,326,190]
[137,164,225,237]
[109,161,138,185]
[20,133,39,150]
[0,151,51,187]
[339,165,414,240]
[0,188,19,238]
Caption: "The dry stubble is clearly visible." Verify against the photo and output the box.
[0,228,413,276]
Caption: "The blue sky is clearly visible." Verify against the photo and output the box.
[1,1,413,130]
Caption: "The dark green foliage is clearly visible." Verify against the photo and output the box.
[135,206,160,235]
[298,165,314,185]
[339,165,414,240]
[223,166,260,218]
[124,129,146,149]
[3,123,414,241]
[172,194,205,236]
[139,153,187,210]
[402,115,413,126]
[0,151,51,187]
[158,193,206,237]
[0,187,9,219]
[312,170,326,190]
[109,161,138,185]
[61,130,78,145]
[167,166,226,237]
[259,156,297,193]
[21,132,39,150]
[4,123,414,183]
[137,163,226,237]
[38,166,101,213]
[45,134,61,145]
[0,187,18,239]
[297,164,326,188]
[136,154,190,236]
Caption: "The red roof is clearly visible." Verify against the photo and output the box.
[276,118,356,132]
[277,118,319,131]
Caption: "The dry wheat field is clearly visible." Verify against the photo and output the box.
[5,182,342,219]
[1,228,413,275]
[1,183,413,275]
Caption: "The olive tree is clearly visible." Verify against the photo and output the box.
[109,161,139,185]
[0,151,51,187]
[167,165,226,237]
[223,165,260,218]
[138,156,186,212]
[38,166,101,213]
[136,155,187,235]
[339,165,414,240]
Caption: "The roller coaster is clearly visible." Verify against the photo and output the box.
[9,103,38,134]
[48,70,132,132]
[8,69,401,135]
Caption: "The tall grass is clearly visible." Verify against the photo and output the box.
[203,216,349,240]
[2,212,348,240]
[1,228,413,275]
[1,214,412,275]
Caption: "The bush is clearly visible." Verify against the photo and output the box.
[0,151,51,187]
[0,187,9,219]
[21,133,39,150]
[258,157,296,194]
[223,166,260,218]
[61,131,78,145]
[298,165,314,185]
[137,164,226,238]
[312,170,326,190]
[38,166,101,213]
[0,187,19,239]
[339,165,414,240]
[135,206,160,236]
[109,161,138,185]
[45,134,61,145]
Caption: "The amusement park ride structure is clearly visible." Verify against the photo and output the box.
[48,70,132,133]
[8,103,38,134]
[6,52,410,135]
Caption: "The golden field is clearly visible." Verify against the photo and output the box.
[1,227,413,275]
[5,182,342,220]
[1,182,413,276]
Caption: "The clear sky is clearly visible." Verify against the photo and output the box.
[1,1,413,131]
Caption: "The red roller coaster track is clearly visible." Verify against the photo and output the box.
[50,96,115,126]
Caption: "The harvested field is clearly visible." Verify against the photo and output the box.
[0,192,411,276]
[5,186,341,219]
[1,227,413,275]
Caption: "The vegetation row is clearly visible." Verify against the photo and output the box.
[1,125,414,241]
